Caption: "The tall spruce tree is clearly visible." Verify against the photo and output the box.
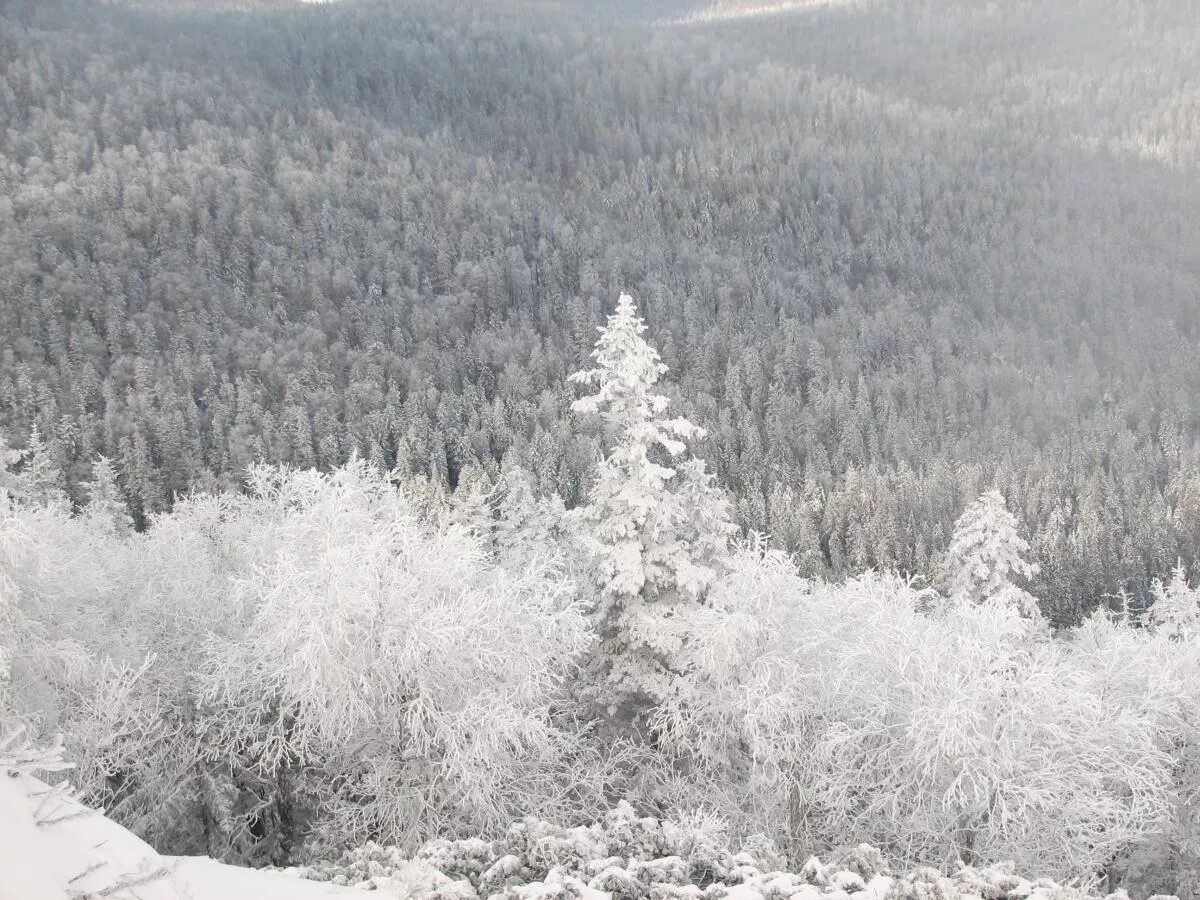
[569,294,734,713]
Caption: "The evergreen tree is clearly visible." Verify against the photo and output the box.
[0,437,22,503]
[939,489,1040,616]
[493,460,570,571]
[448,463,497,546]
[82,456,133,536]
[569,293,734,711]
[0,428,69,512]
[1147,563,1200,641]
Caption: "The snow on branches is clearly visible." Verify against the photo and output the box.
[202,460,603,850]
[289,802,1157,900]
[657,542,1177,882]
[569,293,734,710]
[940,490,1040,617]
[1147,564,1200,641]
[3,343,1200,887]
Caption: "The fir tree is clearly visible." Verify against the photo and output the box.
[448,463,497,546]
[0,427,70,512]
[0,437,22,503]
[939,489,1040,616]
[1147,563,1200,641]
[493,460,570,571]
[569,293,734,711]
[82,456,134,536]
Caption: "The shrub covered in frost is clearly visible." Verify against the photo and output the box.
[290,804,1171,900]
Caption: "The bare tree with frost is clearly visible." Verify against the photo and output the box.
[657,542,1175,881]
[202,460,607,850]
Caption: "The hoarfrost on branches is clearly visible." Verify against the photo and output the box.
[939,490,1041,618]
[569,293,734,712]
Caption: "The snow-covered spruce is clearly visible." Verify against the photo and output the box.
[286,803,1174,900]
[937,490,1040,617]
[567,293,735,715]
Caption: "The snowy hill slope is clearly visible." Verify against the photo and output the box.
[0,770,357,900]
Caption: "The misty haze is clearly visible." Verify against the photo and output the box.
[1,0,1199,897]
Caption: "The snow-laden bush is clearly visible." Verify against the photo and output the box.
[1,454,140,810]
[2,455,618,863]
[200,460,609,852]
[5,416,1200,890]
[1087,573,1200,899]
[0,468,276,858]
[654,541,1182,883]
[289,803,1164,900]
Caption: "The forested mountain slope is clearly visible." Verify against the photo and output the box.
[1,0,1198,622]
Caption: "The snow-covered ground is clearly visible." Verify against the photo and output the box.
[0,770,356,900]
[2,767,1179,900]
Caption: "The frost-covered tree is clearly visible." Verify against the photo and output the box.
[82,456,133,536]
[0,491,23,711]
[1132,564,1200,895]
[0,438,22,501]
[1147,563,1200,641]
[447,461,574,574]
[939,490,1040,616]
[569,293,734,711]
[0,428,69,512]
[657,544,1175,882]
[203,461,606,851]
[493,461,571,572]
[448,463,497,543]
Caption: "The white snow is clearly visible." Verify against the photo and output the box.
[170,857,363,898]
[0,771,358,900]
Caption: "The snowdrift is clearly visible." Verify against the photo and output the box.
[0,770,356,900]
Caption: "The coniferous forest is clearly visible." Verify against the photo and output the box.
[2,0,1200,897]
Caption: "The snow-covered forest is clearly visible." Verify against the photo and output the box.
[2,0,1200,896]
[5,295,1200,896]
[2,0,1200,624]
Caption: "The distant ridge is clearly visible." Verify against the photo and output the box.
[91,0,308,9]
[677,0,858,22]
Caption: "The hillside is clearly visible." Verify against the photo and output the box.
[1,0,1198,625]
[5,0,1200,894]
